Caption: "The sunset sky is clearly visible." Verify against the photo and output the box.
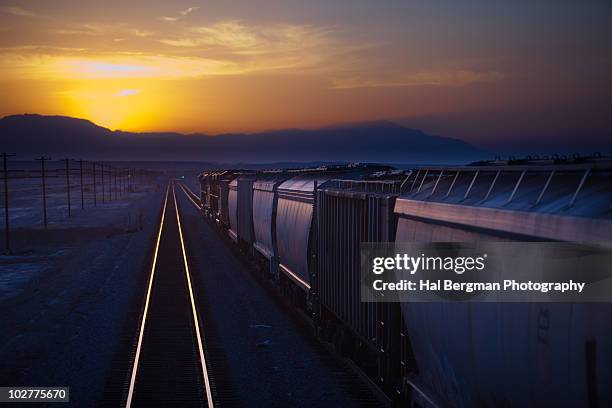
[1,0,611,149]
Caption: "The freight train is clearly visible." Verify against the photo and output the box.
[196,157,612,407]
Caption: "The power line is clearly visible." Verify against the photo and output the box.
[35,156,52,228]
[2,152,16,254]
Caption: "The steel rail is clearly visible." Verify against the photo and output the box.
[177,181,201,208]
[125,184,170,408]
[125,182,215,408]
[172,184,214,408]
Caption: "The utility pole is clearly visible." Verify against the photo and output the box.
[35,156,51,228]
[120,168,124,195]
[65,158,71,217]
[2,152,15,254]
[108,165,112,201]
[92,162,97,207]
[79,159,84,209]
[101,163,105,204]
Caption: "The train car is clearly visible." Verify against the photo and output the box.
[314,174,411,394]
[198,171,213,211]
[275,165,390,307]
[198,170,240,225]
[393,157,612,407]
[212,171,242,228]
[228,175,257,246]
[198,172,209,208]
[252,170,289,275]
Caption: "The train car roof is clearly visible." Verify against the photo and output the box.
[394,156,612,240]
[277,164,392,193]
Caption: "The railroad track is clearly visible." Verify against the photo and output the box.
[124,182,214,408]
[175,180,385,407]
[177,181,202,208]
[97,179,381,407]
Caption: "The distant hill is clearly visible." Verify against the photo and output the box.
[0,114,488,164]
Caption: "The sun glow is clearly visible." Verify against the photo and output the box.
[1,3,608,140]
[59,80,163,130]
[116,89,140,97]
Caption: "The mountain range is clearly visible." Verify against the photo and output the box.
[0,114,489,164]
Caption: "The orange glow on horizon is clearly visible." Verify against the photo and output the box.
[0,2,610,143]
[58,80,165,131]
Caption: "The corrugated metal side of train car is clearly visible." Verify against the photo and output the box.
[275,176,320,291]
[315,179,407,393]
[252,179,277,260]
[227,172,257,243]
[237,178,255,248]
[252,173,288,275]
[218,178,233,228]
[208,172,222,216]
[204,176,211,210]
[198,172,210,211]
[198,172,215,216]
[228,179,239,241]
[275,165,391,295]
[199,171,222,217]
[394,159,612,408]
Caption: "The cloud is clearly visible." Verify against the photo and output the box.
[0,52,240,80]
[53,23,153,38]
[53,24,108,36]
[154,21,359,76]
[180,6,200,16]
[128,28,154,37]
[157,20,344,67]
[0,45,86,52]
[160,21,331,50]
[115,89,139,96]
[0,15,506,91]
[0,6,40,18]
[157,38,198,47]
[161,6,200,22]
[0,19,381,84]
[331,70,508,89]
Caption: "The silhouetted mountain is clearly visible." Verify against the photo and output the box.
[0,114,488,164]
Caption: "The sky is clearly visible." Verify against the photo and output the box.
[0,0,611,151]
